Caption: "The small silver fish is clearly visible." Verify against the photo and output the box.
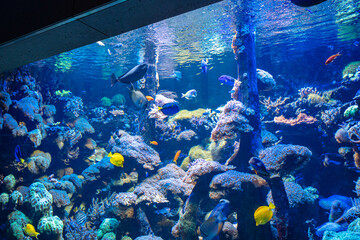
[181,89,197,100]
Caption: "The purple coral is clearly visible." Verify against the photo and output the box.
[111,130,160,170]
[259,144,312,176]
[211,100,253,141]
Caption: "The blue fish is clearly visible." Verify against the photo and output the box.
[218,75,236,86]
[201,59,208,74]
[14,145,25,163]
[249,157,270,177]
[200,199,230,240]
[158,102,180,116]
[170,71,182,80]
[111,64,148,86]
[291,0,327,7]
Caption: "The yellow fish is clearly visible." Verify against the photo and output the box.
[254,203,275,226]
[108,152,124,167]
[23,224,40,239]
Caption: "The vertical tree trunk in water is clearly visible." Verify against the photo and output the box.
[141,39,157,140]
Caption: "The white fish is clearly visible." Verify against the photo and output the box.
[181,89,197,100]
[96,41,105,46]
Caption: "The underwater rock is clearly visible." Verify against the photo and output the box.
[183,159,235,184]
[348,218,360,233]
[49,189,71,208]
[37,215,64,236]
[316,222,345,238]
[28,182,53,215]
[3,113,27,136]
[102,232,116,240]
[319,195,352,211]
[209,170,267,199]
[181,145,212,170]
[113,192,138,206]
[61,174,84,191]
[97,218,119,239]
[322,230,360,240]
[221,221,239,240]
[134,182,169,205]
[176,129,196,141]
[211,100,253,141]
[0,91,11,111]
[14,96,40,120]
[28,128,42,147]
[257,69,276,91]
[259,144,312,176]
[27,150,51,174]
[8,210,31,240]
[4,174,16,192]
[111,94,126,105]
[73,117,95,134]
[343,61,360,79]
[82,156,116,183]
[111,130,161,170]
[64,96,83,118]
[42,104,56,117]
[261,130,279,147]
[171,109,207,121]
[267,181,318,208]
[134,235,164,240]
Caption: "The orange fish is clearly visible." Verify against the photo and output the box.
[173,150,181,164]
[150,141,158,146]
[325,52,341,65]
[146,96,154,101]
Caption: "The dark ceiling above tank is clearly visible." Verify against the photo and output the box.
[0,0,222,73]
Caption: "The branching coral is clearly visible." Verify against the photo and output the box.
[298,87,320,99]
[274,113,317,126]
[260,96,289,114]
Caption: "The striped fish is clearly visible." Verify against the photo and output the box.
[75,211,87,226]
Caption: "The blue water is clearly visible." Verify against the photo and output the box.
[1,0,360,239]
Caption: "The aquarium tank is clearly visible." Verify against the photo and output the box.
[1,0,360,239]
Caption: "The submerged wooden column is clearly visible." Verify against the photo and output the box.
[232,0,262,169]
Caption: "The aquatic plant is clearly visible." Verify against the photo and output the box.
[101,97,112,107]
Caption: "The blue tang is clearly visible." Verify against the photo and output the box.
[111,64,148,86]
[158,102,180,115]
[249,157,270,177]
[218,75,236,86]
[200,199,230,240]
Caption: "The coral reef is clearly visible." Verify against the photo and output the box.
[27,150,52,174]
[97,218,119,239]
[110,130,161,170]
[28,182,53,215]
[259,144,312,176]
[274,113,317,126]
[111,94,126,106]
[211,100,253,141]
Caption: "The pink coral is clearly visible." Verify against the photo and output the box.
[274,113,317,126]
[211,100,253,141]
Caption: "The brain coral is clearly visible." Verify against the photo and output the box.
[28,182,53,214]
[259,144,312,176]
[37,215,64,235]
